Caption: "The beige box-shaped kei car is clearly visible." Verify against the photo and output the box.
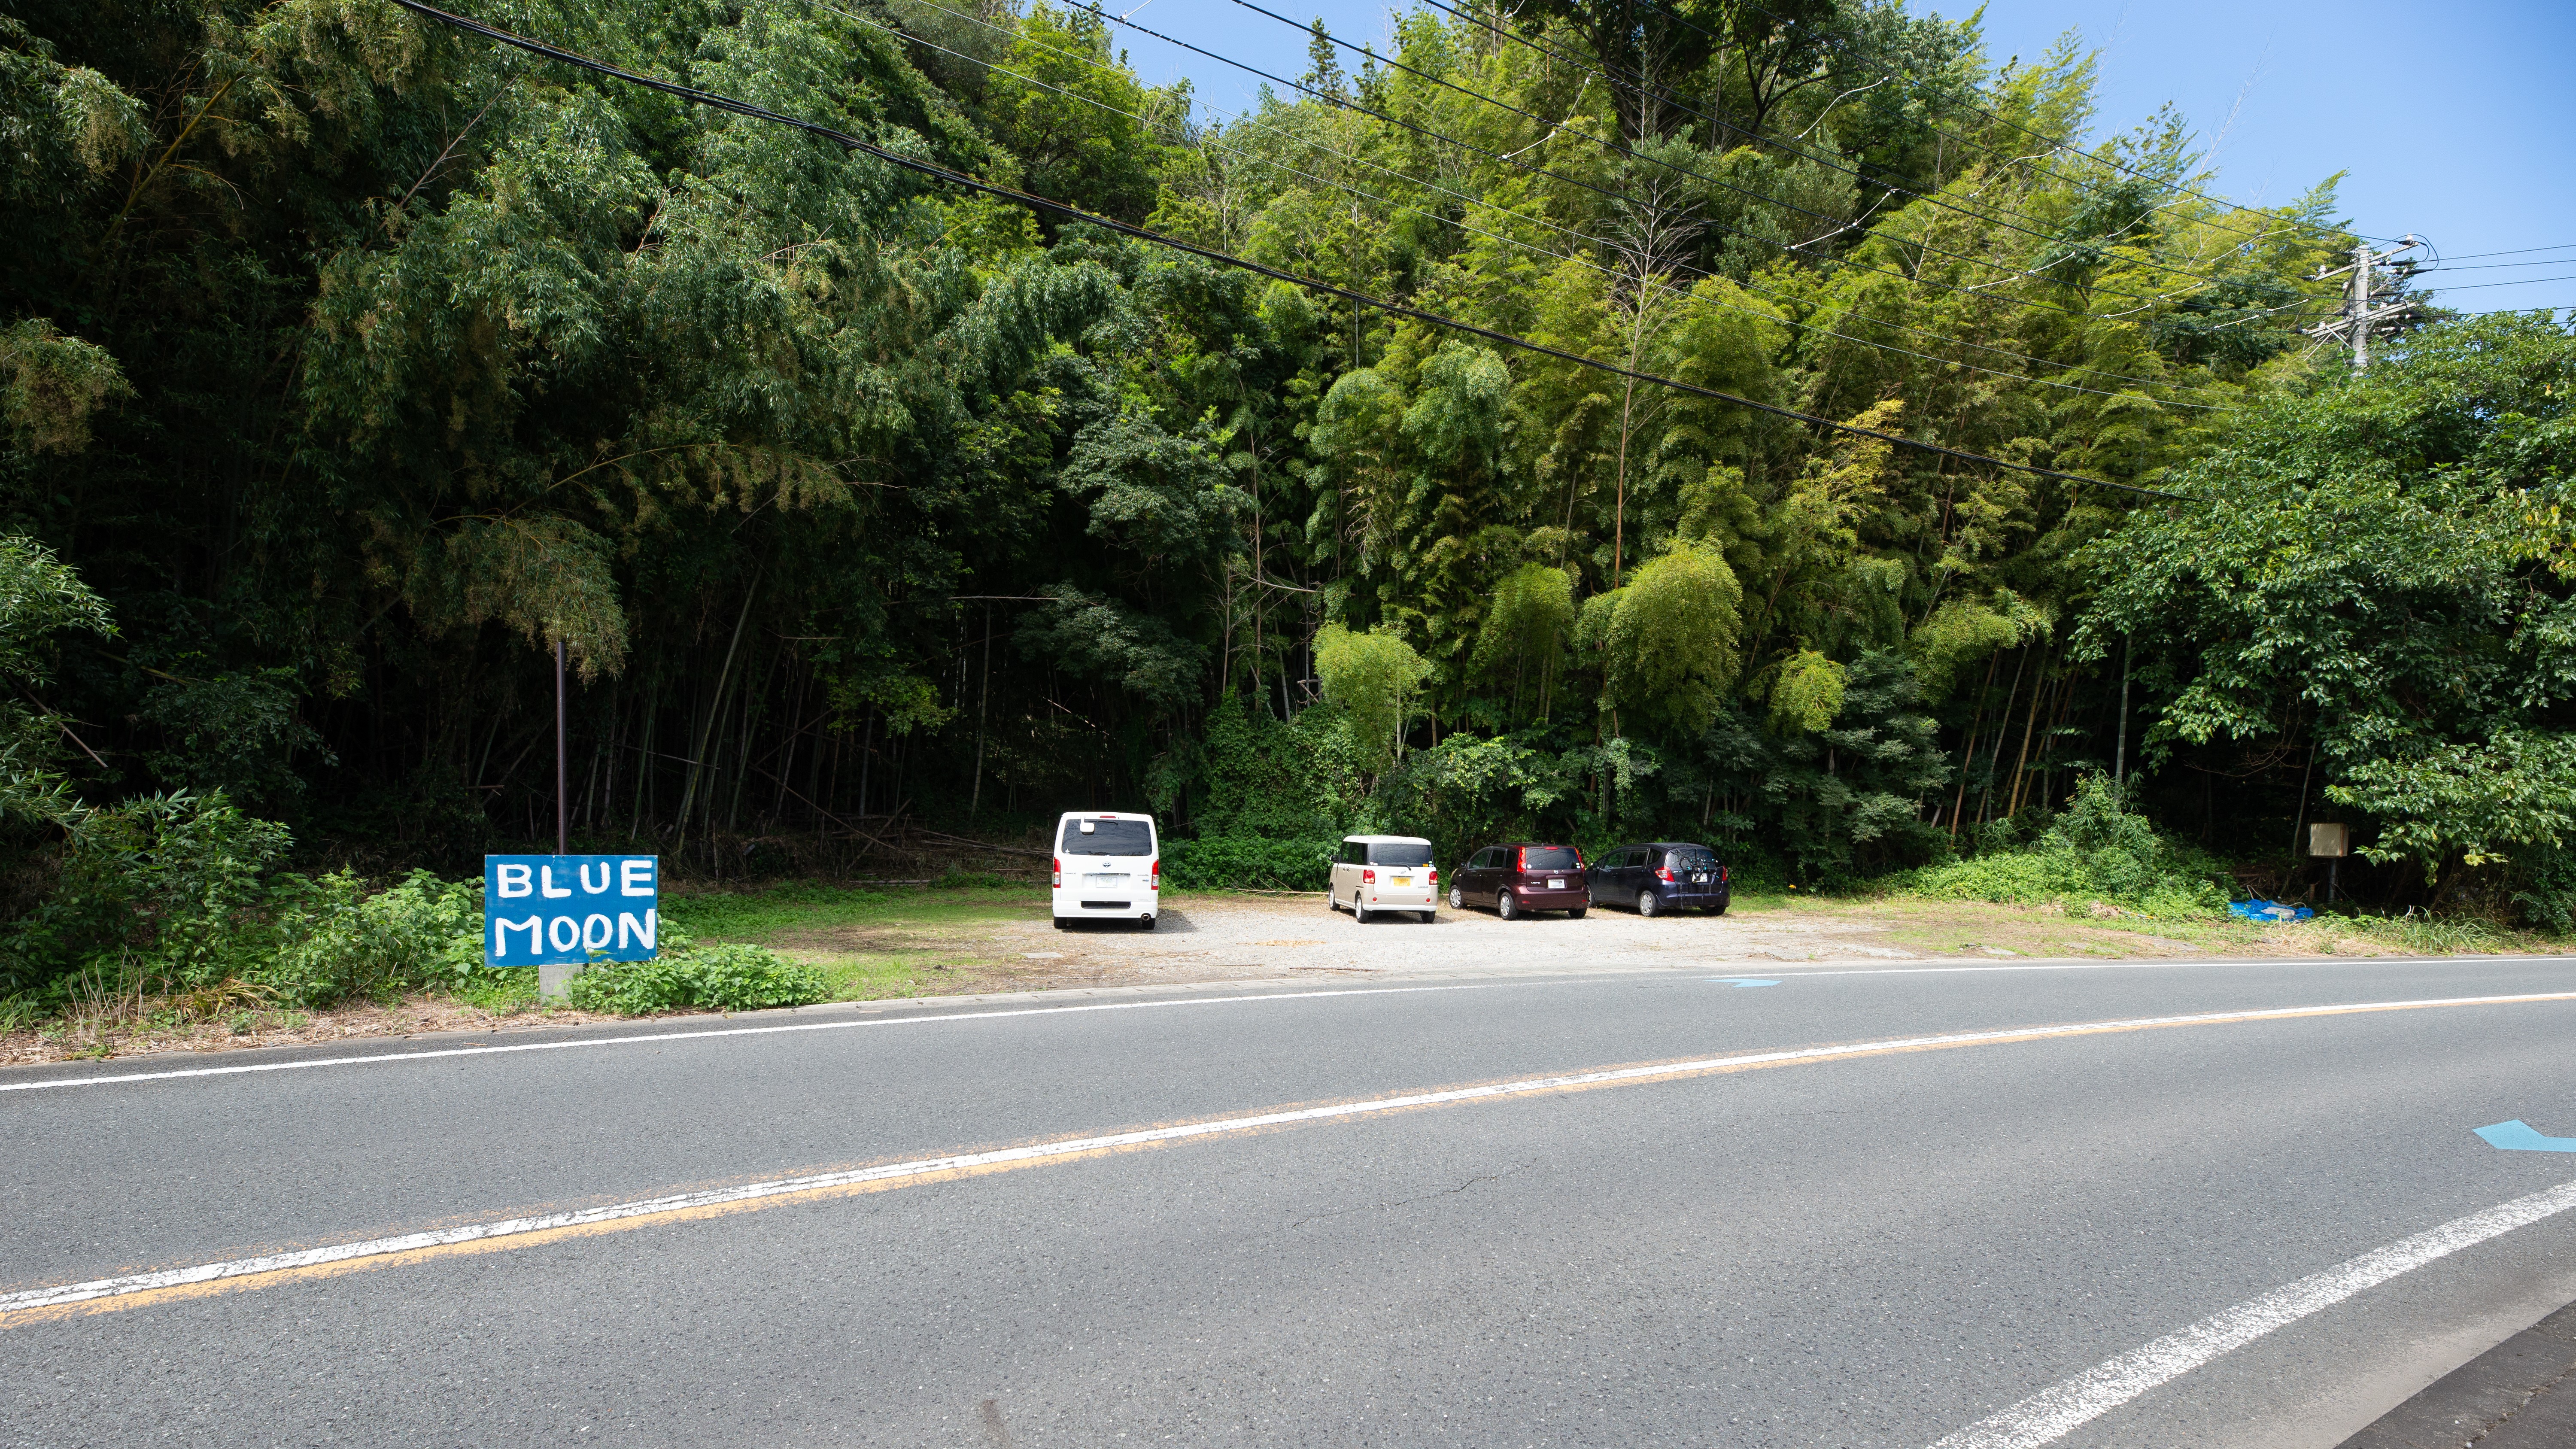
[1328,835,1438,923]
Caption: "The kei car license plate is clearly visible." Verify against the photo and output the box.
[1393,875,1412,885]
[1547,878,1565,890]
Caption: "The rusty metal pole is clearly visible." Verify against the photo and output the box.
[556,638,568,857]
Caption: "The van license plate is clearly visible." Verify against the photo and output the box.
[1692,872,1709,884]
[1547,878,1564,890]
[1084,873,1124,886]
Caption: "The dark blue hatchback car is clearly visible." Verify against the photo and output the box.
[1586,841,1730,917]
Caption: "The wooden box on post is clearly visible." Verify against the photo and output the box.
[483,854,661,999]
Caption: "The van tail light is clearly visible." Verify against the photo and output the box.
[1361,868,1376,884]
[1051,857,1061,887]
[1658,867,1676,883]
[1150,858,1160,888]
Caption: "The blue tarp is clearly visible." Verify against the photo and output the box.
[2229,898,2315,923]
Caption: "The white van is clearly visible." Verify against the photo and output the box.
[1329,835,1437,923]
[1052,811,1160,930]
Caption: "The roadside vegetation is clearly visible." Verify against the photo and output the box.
[2,2,2572,1054]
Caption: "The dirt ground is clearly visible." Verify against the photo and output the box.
[6,890,2561,1069]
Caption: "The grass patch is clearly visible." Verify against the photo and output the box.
[662,881,1045,942]
[659,880,1055,1004]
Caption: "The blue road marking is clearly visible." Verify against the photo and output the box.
[1706,978,1781,989]
[2476,1120,2576,1152]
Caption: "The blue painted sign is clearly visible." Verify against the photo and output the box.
[482,855,659,967]
[2476,1120,2576,1152]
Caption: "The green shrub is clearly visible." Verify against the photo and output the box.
[1163,835,1335,890]
[566,940,825,1015]
[262,870,483,1007]
[0,790,291,995]
[1891,775,2230,917]
[2508,840,2576,933]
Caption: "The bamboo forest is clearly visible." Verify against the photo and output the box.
[5,0,2575,1004]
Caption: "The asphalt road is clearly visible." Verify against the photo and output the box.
[9,954,2576,1447]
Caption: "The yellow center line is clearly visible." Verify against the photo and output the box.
[9,987,2575,1327]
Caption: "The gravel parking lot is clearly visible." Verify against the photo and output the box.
[1005,891,1936,984]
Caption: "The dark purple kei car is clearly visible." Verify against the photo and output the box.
[1449,842,1590,919]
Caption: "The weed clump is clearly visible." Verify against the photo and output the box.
[565,936,825,1015]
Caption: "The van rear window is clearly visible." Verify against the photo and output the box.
[1368,842,1434,867]
[1061,819,1155,856]
[1520,846,1577,871]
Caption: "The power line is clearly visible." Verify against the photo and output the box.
[2420,258,2576,273]
[878,0,2231,408]
[2434,241,2576,262]
[2422,273,2576,292]
[382,0,2195,504]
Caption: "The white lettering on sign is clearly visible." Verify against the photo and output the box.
[483,854,658,967]
[618,910,656,950]
[495,916,541,954]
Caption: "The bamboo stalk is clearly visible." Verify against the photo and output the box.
[674,573,760,839]
[1978,647,2029,828]
[2006,646,2052,817]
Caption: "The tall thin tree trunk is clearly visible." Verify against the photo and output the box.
[972,604,992,816]
[674,573,760,840]
[1978,648,2029,828]
[630,684,657,840]
[2006,650,2053,817]
[856,708,875,819]
[1950,653,2002,840]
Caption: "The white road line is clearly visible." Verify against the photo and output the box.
[1927,1179,2576,1448]
[10,989,2576,1318]
[0,984,1512,1094]
[1776,954,2576,978]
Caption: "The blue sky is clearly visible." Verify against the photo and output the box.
[1103,0,2576,315]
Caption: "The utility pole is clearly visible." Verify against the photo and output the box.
[2306,235,2425,371]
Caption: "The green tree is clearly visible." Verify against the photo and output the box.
[2081,315,2576,898]
[1315,623,1432,777]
